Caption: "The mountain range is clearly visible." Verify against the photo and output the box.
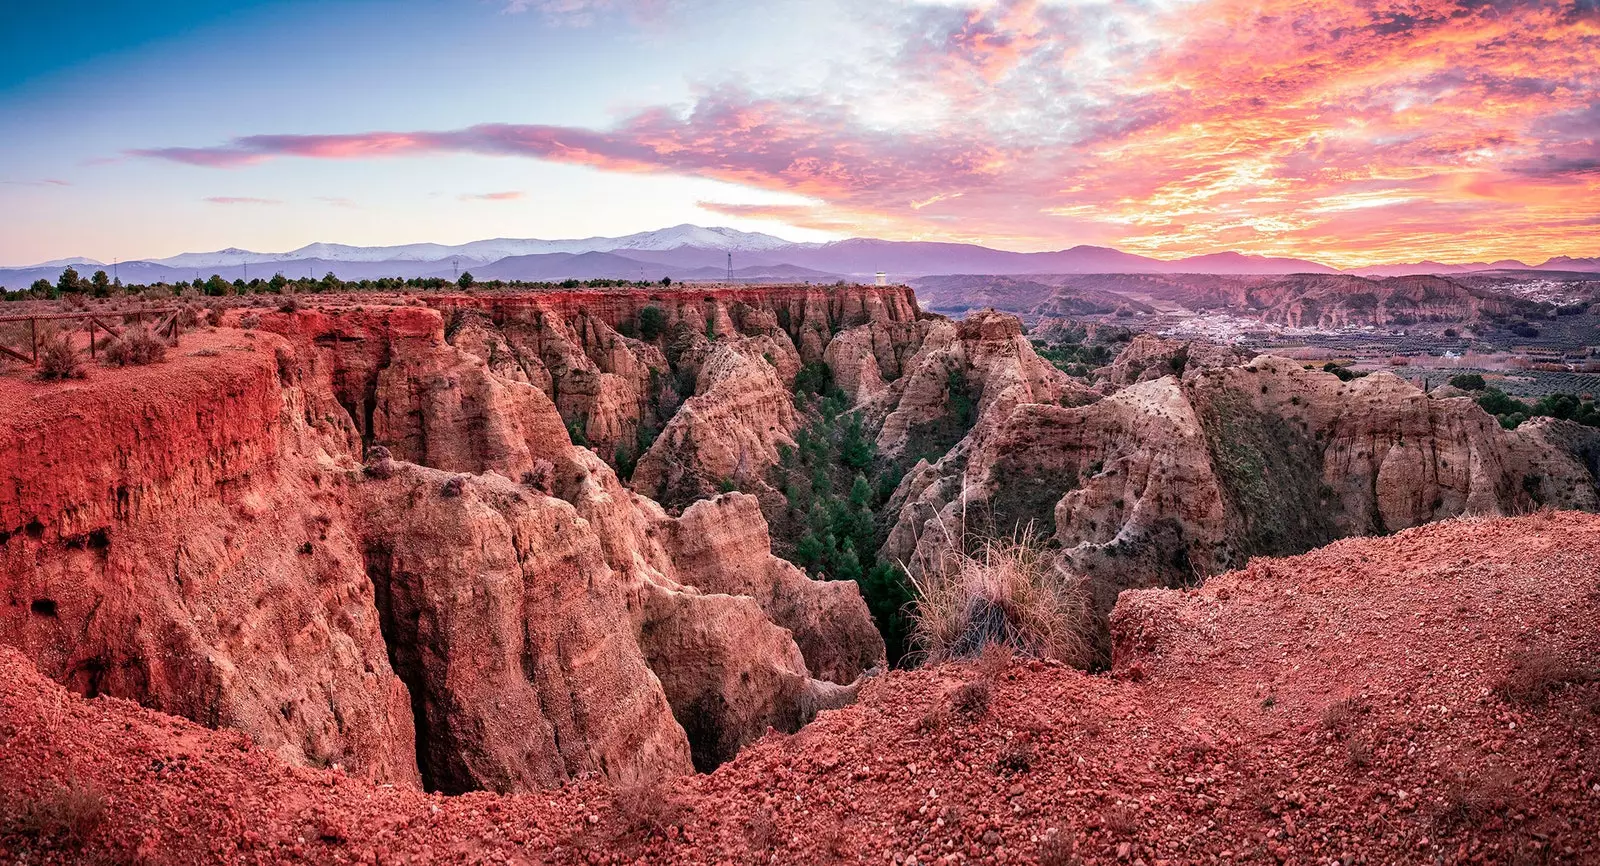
[4,224,1597,287]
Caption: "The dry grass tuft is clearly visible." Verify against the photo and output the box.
[1434,765,1520,832]
[909,524,1093,666]
[1495,646,1596,705]
[949,679,992,718]
[1321,696,1367,737]
[1036,828,1083,866]
[742,805,777,852]
[612,781,689,840]
[995,733,1034,775]
[8,776,105,842]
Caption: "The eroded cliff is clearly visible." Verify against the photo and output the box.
[0,299,886,795]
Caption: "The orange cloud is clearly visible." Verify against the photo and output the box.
[135,1,1600,266]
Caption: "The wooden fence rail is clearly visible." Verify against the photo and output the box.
[0,307,183,366]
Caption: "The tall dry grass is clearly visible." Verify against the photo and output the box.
[908,522,1093,667]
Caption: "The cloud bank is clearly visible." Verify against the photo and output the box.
[135,0,1600,266]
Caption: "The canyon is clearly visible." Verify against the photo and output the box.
[2,282,1599,863]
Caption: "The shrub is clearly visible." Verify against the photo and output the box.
[611,781,688,840]
[638,305,667,340]
[949,679,991,717]
[363,445,395,480]
[278,295,300,314]
[36,333,84,380]
[909,525,1093,666]
[10,776,105,842]
[102,326,167,366]
[1495,646,1595,705]
[522,458,555,494]
[1449,373,1486,391]
[440,476,466,498]
[239,313,261,330]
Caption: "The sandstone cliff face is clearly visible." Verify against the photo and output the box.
[666,494,884,684]
[0,331,419,787]
[1091,333,1249,386]
[873,311,1091,464]
[1,301,885,795]
[426,287,922,496]
[885,344,1600,651]
[355,465,691,793]
[630,337,800,506]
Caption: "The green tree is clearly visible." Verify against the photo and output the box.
[638,306,667,340]
[458,271,475,289]
[660,276,672,286]
[1449,373,1486,391]
[840,413,874,470]
[269,273,288,294]
[57,267,81,295]
[320,272,343,293]
[796,533,827,572]
[90,270,111,296]
[30,278,51,296]
[833,540,864,582]
[204,274,230,296]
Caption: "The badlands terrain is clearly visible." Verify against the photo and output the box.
[1,282,1598,863]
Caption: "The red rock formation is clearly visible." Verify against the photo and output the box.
[630,337,800,506]
[355,464,692,793]
[5,513,1598,864]
[0,329,419,787]
[1,301,885,796]
[666,494,883,684]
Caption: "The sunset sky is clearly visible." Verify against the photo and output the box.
[1,0,1596,267]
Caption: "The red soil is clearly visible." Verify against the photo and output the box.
[3,513,1598,865]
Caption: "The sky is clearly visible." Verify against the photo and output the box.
[0,0,1596,268]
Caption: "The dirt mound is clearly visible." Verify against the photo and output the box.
[4,513,1596,863]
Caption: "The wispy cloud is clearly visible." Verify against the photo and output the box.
[499,0,677,25]
[3,178,71,186]
[460,190,525,201]
[132,0,1600,265]
[316,196,358,208]
[204,196,282,205]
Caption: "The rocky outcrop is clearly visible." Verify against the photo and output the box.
[355,465,691,793]
[1,301,885,795]
[873,310,1092,464]
[886,348,1600,653]
[425,286,921,470]
[630,337,800,506]
[0,330,419,787]
[667,494,883,684]
[1091,333,1249,385]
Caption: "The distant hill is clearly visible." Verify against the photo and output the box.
[3,223,1596,288]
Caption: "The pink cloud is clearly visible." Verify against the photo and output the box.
[460,191,525,201]
[204,196,281,205]
[132,0,1600,266]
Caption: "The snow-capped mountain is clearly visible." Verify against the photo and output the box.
[5,224,1596,284]
[144,225,802,270]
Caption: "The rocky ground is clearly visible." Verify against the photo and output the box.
[4,512,1597,864]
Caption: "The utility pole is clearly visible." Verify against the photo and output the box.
[112,258,119,286]
[726,251,733,283]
